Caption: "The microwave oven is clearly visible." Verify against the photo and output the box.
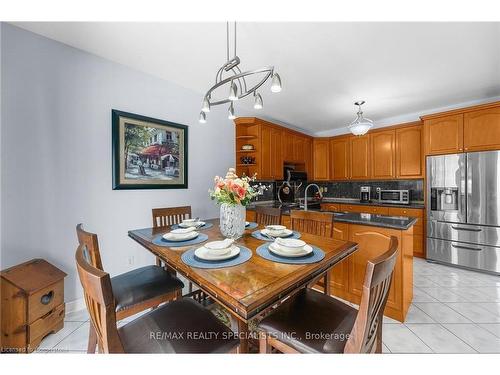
[376,189,410,205]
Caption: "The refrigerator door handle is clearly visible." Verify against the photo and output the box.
[451,225,482,232]
[451,243,482,251]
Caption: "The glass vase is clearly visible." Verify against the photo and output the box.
[219,203,246,239]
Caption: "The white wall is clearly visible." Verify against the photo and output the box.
[0,24,235,301]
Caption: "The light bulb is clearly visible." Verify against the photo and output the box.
[228,81,238,101]
[254,93,263,109]
[201,96,210,113]
[228,103,236,120]
[199,111,207,124]
[270,73,282,93]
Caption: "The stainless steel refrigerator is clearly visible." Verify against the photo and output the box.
[427,151,500,275]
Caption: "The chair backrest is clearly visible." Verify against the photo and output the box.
[152,206,192,228]
[255,206,282,226]
[76,223,103,270]
[343,236,399,353]
[290,210,334,237]
[75,244,124,353]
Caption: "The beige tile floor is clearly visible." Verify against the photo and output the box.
[36,258,500,354]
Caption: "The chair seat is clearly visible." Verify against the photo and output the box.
[118,298,239,353]
[258,289,358,353]
[111,265,184,312]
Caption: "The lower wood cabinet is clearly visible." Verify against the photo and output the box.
[330,223,349,292]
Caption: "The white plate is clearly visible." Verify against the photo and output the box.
[179,221,206,228]
[162,231,199,242]
[268,243,313,258]
[194,246,240,261]
[260,228,293,238]
[245,221,250,227]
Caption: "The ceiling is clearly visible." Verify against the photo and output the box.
[13,22,500,135]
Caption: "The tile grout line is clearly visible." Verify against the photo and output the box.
[49,320,88,350]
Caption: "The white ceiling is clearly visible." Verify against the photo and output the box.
[13,22,500,135]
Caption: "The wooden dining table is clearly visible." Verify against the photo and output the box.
[128,219,358,353]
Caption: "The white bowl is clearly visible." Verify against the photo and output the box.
[265,224,287,236]
[204,239,234,255]
[274,238,307,254]
[163,231,198,242]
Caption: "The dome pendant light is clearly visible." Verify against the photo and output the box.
[348,101,373,136]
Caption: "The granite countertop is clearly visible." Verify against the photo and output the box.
[247,200,419,230]
[320,197,425,209]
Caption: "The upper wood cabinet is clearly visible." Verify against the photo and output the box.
[349,135,370,180]
[329,137,350,180]
[304,138,313,177]
[313,138,330,180]
[424,114,464,155]
[282,134,294,162]
[370,130,395,179]
[464,107,500,152]
[260,125,283,180]
[396,124,423,178]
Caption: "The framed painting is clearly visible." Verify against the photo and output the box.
[112,110,188,189]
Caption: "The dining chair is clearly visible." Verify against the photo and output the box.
[290,210,334,293]
[258,236,399,354]
[255,206,282,226]
[152,206,194,292]
[76,224,184,353]
[75,244,239,353]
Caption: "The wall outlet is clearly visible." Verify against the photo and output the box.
[128,256,135,265]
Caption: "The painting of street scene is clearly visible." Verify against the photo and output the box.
[112,110,188,189]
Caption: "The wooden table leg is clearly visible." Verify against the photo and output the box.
[323,272,331,296]
[229,315,250,353]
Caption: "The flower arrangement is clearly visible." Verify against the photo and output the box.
[209,168,259,206]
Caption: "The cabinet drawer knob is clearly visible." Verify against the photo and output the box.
[40,291,54,305]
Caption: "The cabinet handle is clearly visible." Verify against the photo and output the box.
[451,244,482,251]
[451,226,482,232]
[40,291,54,305]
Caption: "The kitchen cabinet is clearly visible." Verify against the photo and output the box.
[387,207,425,258]
[304,138,313,177]
[329,137,350,180]
[371,130,396,179]
[260,125,283,180]
[424,114,464,155]
[330,223,349,293]
[320,203,341,212]
[340,204,389,216]
[396,125,423,178]
[349,135,370,179]
[282,132,295,162]
[293,135,306,162]
[464,106,500,152]
[313,138,330,180]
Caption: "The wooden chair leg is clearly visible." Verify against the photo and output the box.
[188,281,193,293]
[87,324,98,354]
[259,332,272,353]
[323,272,331,295]
[155,257,162,267]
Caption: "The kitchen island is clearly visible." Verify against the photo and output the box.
[247,202,417,322]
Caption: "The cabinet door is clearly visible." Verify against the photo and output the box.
[271,128,283,179]
[304,138,313,177]
[424,114,464,155]
[348,225,401,309]
[330,223,349,292]
[282,132,294,162]
[371,130,395,179]
[260,125,273,179]
[396,125,423,178]
[349,135,370,179]
[293,135,306,162]
[330,137,350,180]
[464,106,500,152]
[313,139,330,180]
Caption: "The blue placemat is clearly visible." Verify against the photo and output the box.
[245,222,258,230]
[181,245,252,269]
[251,230,301,241]
[256,243,325,264]
[171,222,214,230]
[152,233,209,247]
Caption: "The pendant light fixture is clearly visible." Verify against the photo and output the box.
[199,22,282,123]
[348,101,374,136]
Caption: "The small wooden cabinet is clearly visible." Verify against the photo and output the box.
[313,138,330,180]
[329,136,350,180]
[349,135,371,179]
[260,125,283,180]
[371,130,396,179]
[464,107,500,152]
[1,259,66,353]
[424,114,464,155]
[396,124,423,178]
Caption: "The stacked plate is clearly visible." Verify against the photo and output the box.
[194,239,240,261]
[162,227,199,242]
[178,219,206,228]
[268,238,313,258]
[260,225,293,238]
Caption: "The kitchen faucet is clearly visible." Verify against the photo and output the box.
[304,183,323,211]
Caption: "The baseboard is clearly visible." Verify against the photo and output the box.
[65,298,86,313]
